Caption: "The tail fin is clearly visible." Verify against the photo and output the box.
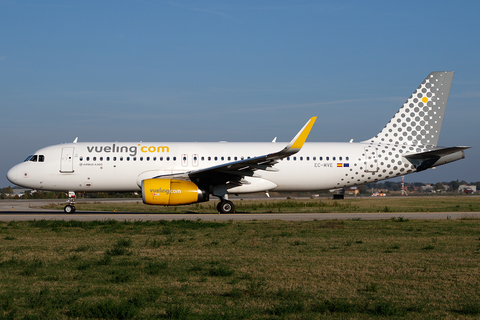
[366,71,454,147]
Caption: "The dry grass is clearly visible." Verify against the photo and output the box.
[1,218,480,319]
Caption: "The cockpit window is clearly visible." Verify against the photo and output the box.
[24,154,44,162]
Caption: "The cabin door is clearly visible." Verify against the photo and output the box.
[60,147,75,173]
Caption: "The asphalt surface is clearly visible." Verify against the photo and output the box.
[0,199,478,221]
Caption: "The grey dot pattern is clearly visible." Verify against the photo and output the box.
[368,72,453,147]
[338,72,454,189]
[338,144,416,188]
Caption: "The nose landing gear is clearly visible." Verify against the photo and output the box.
[64,191,76,213]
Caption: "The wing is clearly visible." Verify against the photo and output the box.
[153,117,317,186]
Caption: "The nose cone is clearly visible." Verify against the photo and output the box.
[7,164,21,185]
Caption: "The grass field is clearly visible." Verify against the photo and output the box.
[42,196,480,213]
[1,218,480,319]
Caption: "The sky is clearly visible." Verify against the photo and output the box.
[1,0,479,188]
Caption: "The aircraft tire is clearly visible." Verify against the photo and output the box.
[64,205,75,213]
[218,200,234,213]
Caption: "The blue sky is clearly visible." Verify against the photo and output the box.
[1,1,479,188]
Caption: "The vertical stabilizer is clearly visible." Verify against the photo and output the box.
[367,71,454,146]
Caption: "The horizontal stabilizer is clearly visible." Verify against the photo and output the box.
[404,146,469,172]
[404,146,470,159]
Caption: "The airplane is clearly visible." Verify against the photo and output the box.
[7,71,469,213]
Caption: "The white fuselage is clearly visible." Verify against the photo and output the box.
[7,141,424,193]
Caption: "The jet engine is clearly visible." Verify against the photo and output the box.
[141,179,208,205]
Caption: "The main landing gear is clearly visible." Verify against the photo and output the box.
[64,191,76,213]
[213,187,235,214]
[217,200,235,214]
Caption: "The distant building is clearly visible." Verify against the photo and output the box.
[345,186,359,195]
[4,188,35,198]
[422,184,435,193]
[458,185,476,194]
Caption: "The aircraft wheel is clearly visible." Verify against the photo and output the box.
[218,200,234,213]
[64,205,75,213]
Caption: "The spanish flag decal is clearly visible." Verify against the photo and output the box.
[337,163,343,167]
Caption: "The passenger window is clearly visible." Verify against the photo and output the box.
[93,157,96,161]
[166,157,170,161]
[300,157,303,161]
[293,157,296,161]
[160,157,163,161]
[333,157,336,161]
[86,157,90,161]
[113,157,117,161]
[346,157,349,160]
[173,157,176,161]
[147,157,150,161]
[120,157,123,161]
[126,157,130,161]
[326,157,329,161]
[287,157,290,161]
[100,157,103,161]
[214,156,218,161]
[221,156,224,161]
[106,157,110,161]
[153,157,156,161]
[201,156,204,161]
[80,157,83,161]
[227,156,231,161]
[313,157,316,161]
[234,156,237,161]
[39,155,45,162]
[140,157,143,161]
[339,157,342,161]
[306,157,309,161]
[320,157,323,161]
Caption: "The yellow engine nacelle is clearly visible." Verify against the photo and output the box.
[141,179,208,205]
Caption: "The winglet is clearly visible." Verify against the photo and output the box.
[285,117,317,151]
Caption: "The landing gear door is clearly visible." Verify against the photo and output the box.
[364,147,378,172]
[60,147,75,173]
